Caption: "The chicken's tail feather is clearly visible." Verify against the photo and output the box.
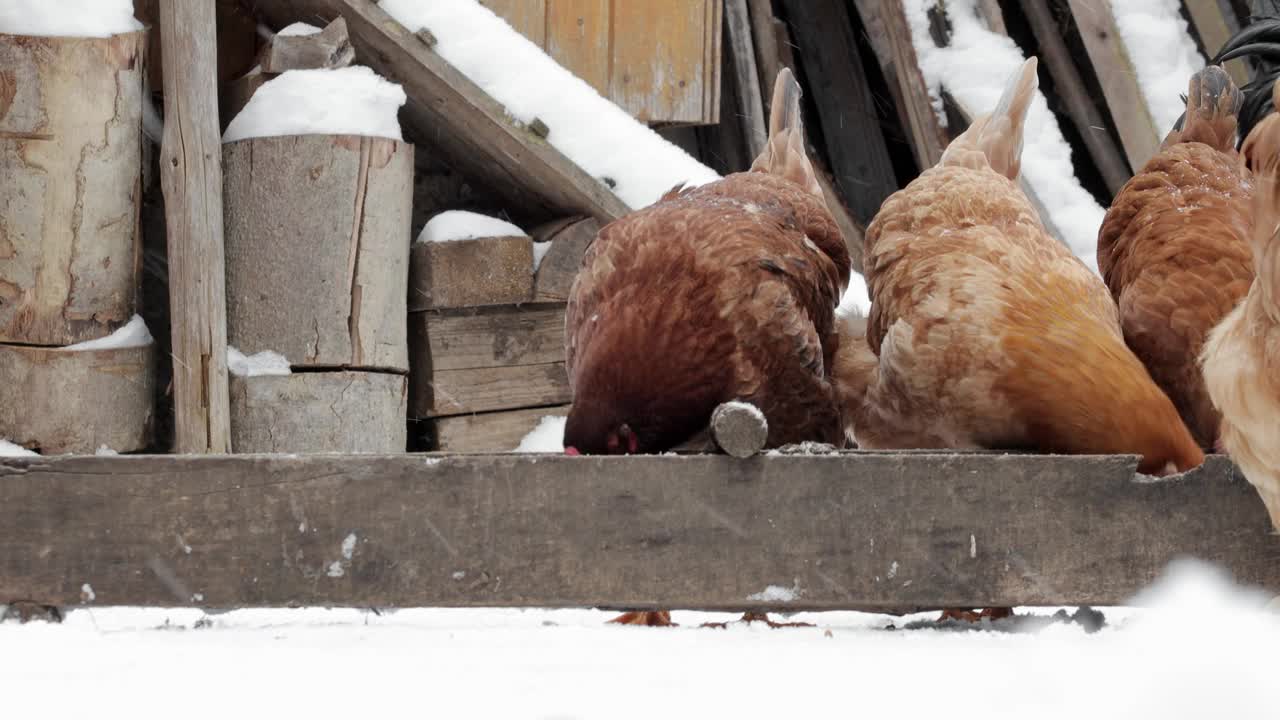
[1206,15,1280,148]
[751,68,824,199]
[941,57,1038,180]
[1172,65,1242,152]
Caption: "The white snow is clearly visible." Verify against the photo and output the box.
[95,445,119,456]
[61,315,152,351]
[0,439,36,457]
[379,0,720,209]
[514,415,567,452]
[340,533,358,560]
[903,0,1106,273]
[417,210,527,244]
[79,583,94,602]
[836,269,872,317]
[326,562,344,578]
[3,559,1277,718]
[0,0,142,38]
[532,241,552,271]
[1111,0,1206,135]
[277,21,322,37]
[222,66,407,143]
[746,583,801,603]
[226,347,291,377]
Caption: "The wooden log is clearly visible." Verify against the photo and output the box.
[433,405,570,452]
[710,402,767,458]
[724,0,767,157]
[1017,0,1132,193]
[408,303,571,418]
[531,217,599,302]
[223,135,413,371]
[1066,0,1163,171]
[159,0,232,453]
[262,17,355,72]
[0,30,147,346]
[229,371,407,454]
[1,453,1276,610]
[409,236,534,311]
[253,0,629,224]
[0,343,154,454]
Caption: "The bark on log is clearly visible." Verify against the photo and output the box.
[229,370,407,453]
[223,134,413,372]
[0,31,146,345]
[0,342,154,453]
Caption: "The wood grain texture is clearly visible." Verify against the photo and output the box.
[262,16,355,72]
[0,453,1275,610]
[532,217,598,302]
[254,0,629,223]
[724,0,766,157]
[1184,0,1250,87]
[408,236,534,311]
[478,0,548,46]
[223,135,412,371]
[0,31,146,345]
[413,361,571,418]
[608,0,720,124]
[432,404,569,452]
[0,343,155,454]
[158,0,232,453]
[229,371,407,454]
[545,0,610,93]
[410,304,566,372]
[1066,0,1163,172]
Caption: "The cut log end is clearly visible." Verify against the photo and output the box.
[711,402,768,458]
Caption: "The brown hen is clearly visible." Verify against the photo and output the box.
[1097,65,1255,450]
[839,56,1202,474]
[563,68,850,456]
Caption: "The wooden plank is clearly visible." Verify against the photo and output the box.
[745,0,782,107]
[532,217,599,302]
[254,0,629,224]
[415,363,572,418]
[609,0,719,124]
[261,16,355,72]
[1185,0,1251,87]
[408,236,535,312]
[1,453,1276,610]
[724,0,767,157]
[230,371,407,454]
[1066,0,1163,170]
[1018,0,1131,193]
[158,0,232,453]
[478,0,548,47]
[545,0,610,93]
[410,304,566,372]
[433,405,569,452]
[776,0,899,226]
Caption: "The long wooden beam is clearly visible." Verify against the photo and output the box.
[2,453,1276,611]
[253,0,629,223]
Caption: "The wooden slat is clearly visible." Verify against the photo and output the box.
[1017,0,1131,194]
[609,0,716,124]
[433,405,569,452]
[412,304,566,372]
[1,453,1276,610]
[545,0,611,93]
[724,0,767,157]
[158,0,232,453]
[1185,0,1250,87]
[254,0,629,223]
[478,0,548,47]
[1066,0,1163,172]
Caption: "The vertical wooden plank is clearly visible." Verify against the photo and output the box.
[724,0,766,156]
[477,0,548,47]
[158,0,232,453]
[746,0,782,107]
[1185,0,1250,87]
[545,0,611,93]
[703,0,724,125]
[609,0,709,123]
[1065,0,1163,171]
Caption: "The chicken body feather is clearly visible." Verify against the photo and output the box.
[843,58,1203,475]
[1097,65,1255,449]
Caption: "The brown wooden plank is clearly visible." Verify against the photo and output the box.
[408,236,535,311]
[545,0,611,93]
[1066,0,1163,171]
[433,405,569,452]
[1017,0,1131,194]
[1,453,1276,610]
[254,0,629,224]
[158,0,232,453]
[1185,0,1250,87]
[724,0,767,157]
[478,0,548,47]
[417,362,572,418]
[609,0,718,124]
[410,304,566,372]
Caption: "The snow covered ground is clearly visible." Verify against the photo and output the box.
[1,560,1276,718]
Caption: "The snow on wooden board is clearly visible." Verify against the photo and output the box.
[60,315,152,352]
[417,210,527,244]
[222,66,407,143]
[1,560,1276,719]
[379,0,719,209]
[1111,0,1206,136]
[0,0,141,37]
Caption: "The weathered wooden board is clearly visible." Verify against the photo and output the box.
[723,0,766,157]
[608,0,721,124]
[229,371,407,454]
[409,236,534,311]
[433,404,569,452]
[545,0,610,92]
[479,0,548,49]
[1066,0,1163,172]
[254,0,629,223]
[1,453,1276,610]
[262,16,355,73]
[1184,0,1250,87]
[413,361,572,418]
[223,134,412,371]
[532,217,598,302]
[410,304,566,373]
[0,30,146,345]
[0,343,155,454]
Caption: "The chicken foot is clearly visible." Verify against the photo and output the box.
[936,607,1014,624]
[700,611,815,629]
[606,610,676,627]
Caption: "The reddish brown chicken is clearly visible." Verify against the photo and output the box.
[1097,65,1255,450]
[563,68,850,456]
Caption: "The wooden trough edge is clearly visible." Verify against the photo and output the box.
[2,452,1277,612]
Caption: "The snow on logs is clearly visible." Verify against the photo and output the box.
[221,68,412,454]
[0,21,155,453]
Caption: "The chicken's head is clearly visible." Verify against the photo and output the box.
[563,418,641,456]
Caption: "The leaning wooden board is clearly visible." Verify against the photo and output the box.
[1,453,1276,610]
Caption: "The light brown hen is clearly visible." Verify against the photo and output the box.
[1097,65,1255,450]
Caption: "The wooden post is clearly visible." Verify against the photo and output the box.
[158,0,232,453]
